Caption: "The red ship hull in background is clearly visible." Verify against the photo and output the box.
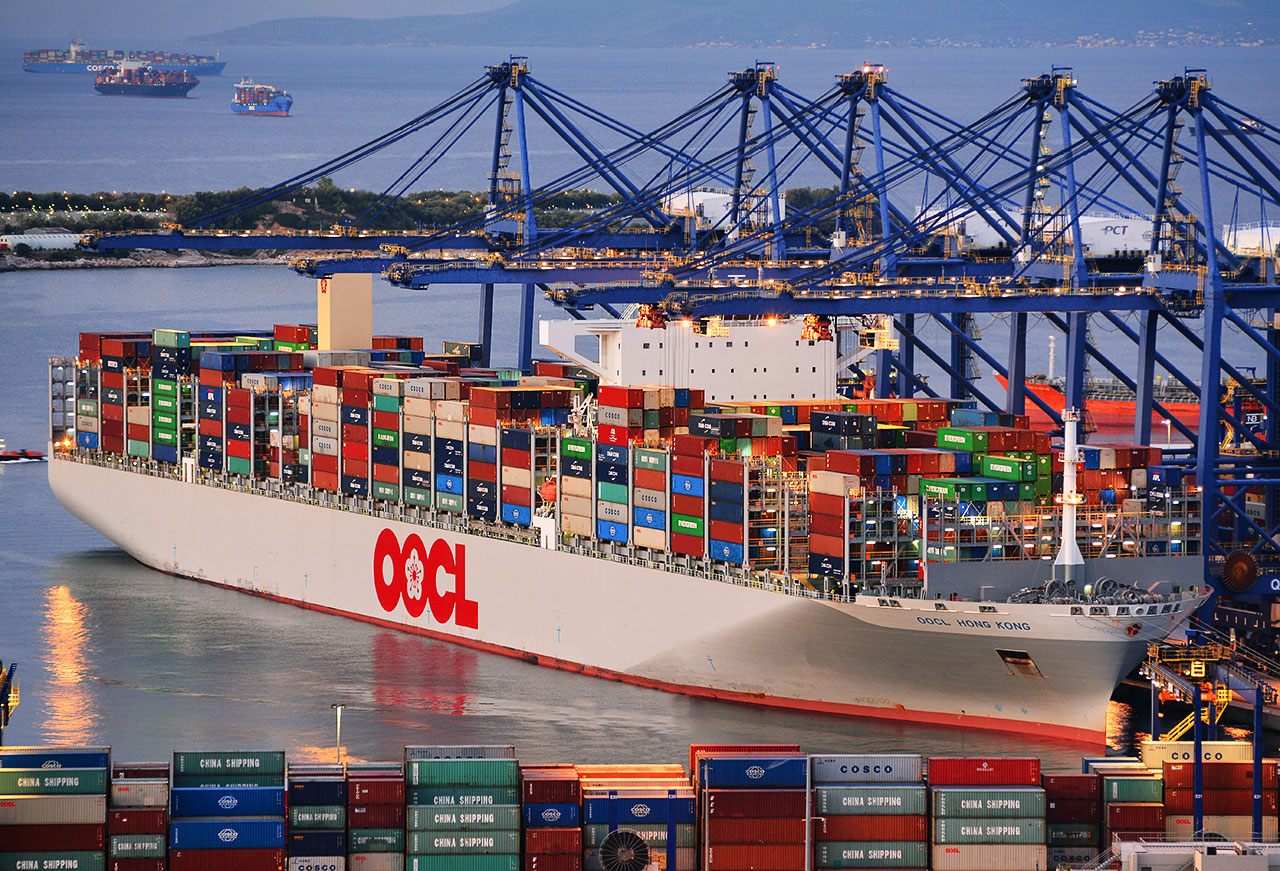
[994,374,1201,439]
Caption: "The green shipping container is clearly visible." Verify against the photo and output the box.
[813,785,926,816]
[0,769,108,795]
[152,329,190,348]
[151,411,178,431]
[407,804,520,831]
[1103,776,1163,803]
[1048,822,1099,846]
[290,805,346,828]
[936,427,988,452]
[561,436,591,459]
[227,456,253,476]
[718,437,737,455]
[0,854,104,871]
[153,395,179,413]
[933,817,1046,844]
[107,834,165,858]
[980,455,1037,482]
[1018,481,1036,501]
[372,428,400,449]
[372,394,403,413]
[671,513,704,537]
[152,378,178,398]
[407,759,518,787]
[920,478,972,501]
[406,857,517,871]
[406,786,519,807]
[633,448,666,472]
[643,409,660,429]
[172,750,285,776]
[597,481,628,504]
[437,491,464,513]
[77,399,99,417]
[405,486,432,507]
[1035,476,1052,496]
[583,824,697,848]
[151,429,178,446]
[407,830,520,854]
[814,841,928,869]
[348,828,405,852]
[127,439,150,458]
[373,482,400,502]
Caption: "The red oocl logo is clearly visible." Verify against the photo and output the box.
[374,528,478,629]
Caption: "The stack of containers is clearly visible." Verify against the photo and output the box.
[309,365,342,492]
[272,324,315,352]
[151,329,194,464]
[694,750,806,871]
[287,762,348,869]
[169,750,286,870]
[927,757,1046,871]
[0,745,109,870]
[808,410,876,452]
[100,335,148,457]
[347,762,405,869]
[1162,759,1279,840]
[370,376,408,503]
[579,764,694,871]
[110,759,171,871]
[595,443,628,545]
[670,435,720,559]
[429,398,467,514]
[558,435,593,539]
[1041,773,1101,868]
[706,458,746,566]
[500,426,535,527]
[74,350,101,450]
[806,468,861,583]
[810,754,927,871]
[404,753,519,870]
[596,384,700,447]
[631,445,668,551]
[338,369,373,498]
[399,380,434,509]
[224,386,267,478]
[466,394,499,523]
[520,764,582,871]
[1097,763,1163,844]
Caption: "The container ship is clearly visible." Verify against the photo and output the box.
[47,289,1207,745]
[232,77,293,117]
[93,64,199,98]
[23,39,224,75]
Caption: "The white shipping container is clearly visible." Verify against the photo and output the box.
[373,378,405,397]
[561,495,592,518]
[403,396,433,418]
[403,414,432,435]
[598,501,629,523]
[634,488,665,510]
[312,401,340,422]
[930,844,1047,871]
[126,406,150,425]
[1166,814,1278,840]
[240,373,278,390]
[290,859,345,871]
[468,424,496,446]
[561,512,593,537]
[298,395,311,415]
[346,854,403,871]
[561,477,591,499]
[77,414,100,433]
[1131,468,1148,489]
[404,451,432,472]
[501,466,532,489]
[0,794,107,825]
[313,384,339,405]
[313,436,339,457]
[402,378,435,399]
[599,405,643,427]
[632,525,666,550]
[1098,447,1117,469]
[810,754,923,784]
[436,400,468,423]
[1140,740,1255,768]
[313,419,339,439]
[435,420,466,442]
[640,388,660,410]
[809,470,860,498]
[110,778,168,808]
[1047,847,1098,867]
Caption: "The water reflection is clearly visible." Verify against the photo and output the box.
[41,584,99,744]
[371,632,475,716]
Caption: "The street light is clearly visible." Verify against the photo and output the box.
[1162,419,1171,447]
[331,704,345,764]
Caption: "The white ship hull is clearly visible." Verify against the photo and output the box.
[49,455,1200,744]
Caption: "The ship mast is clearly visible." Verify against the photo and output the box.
[1054,408,1085,585]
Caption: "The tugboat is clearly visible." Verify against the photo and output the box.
[231,77,292,116]
[93,62,198,98]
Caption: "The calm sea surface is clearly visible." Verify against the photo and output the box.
[2,40,1277,766]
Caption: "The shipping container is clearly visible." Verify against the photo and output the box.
[407,805,520,830]
[287,804,345,828]
[929,843,1048,870]
[404,857,514,871]
[705,843,805,870]
[110,780,169,808]
[2,823,106,850]
[168,817,285,849]
[170,785,285,817]
[1101,775,1162,803]
[813,785,927,816]
[1162,760,1279,790]
[925,757,1040,786]
[1164,814,1280,840]
[809,755,922,784]
[524,827,583,854]
[107,833,166,858]
[169,848,287,871]
[812,814,927,841]
[0,793,107,825]
[405,830,519,853]
[0,768,108,795]
[930,787,1046,818]
[0,747,110,769]
[931,816,1047,844]
[813,840,928,869]
[406,787,519,806]
[0,854,106,871]
[1138,740,1254,767]
[172,751,285,777]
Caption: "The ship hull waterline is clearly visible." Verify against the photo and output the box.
[49,455,1196,746]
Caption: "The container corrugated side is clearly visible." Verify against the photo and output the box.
[406,829,519,854]
[931,817,1047,844]
[169,848,287,871]
[812,814,927,841]
[406,759,518,787]
[405,857,513,871]
[288,804,346,828]
[406,787,519,806]
[925,757,1040,786]
[810,754,923,784]
[404,746,516,761]
[1102,775,1163,803]
[288,859,345,871]
[108,833,167,857]
[702,816,806,844]
[0,853,105,871]
[813,840,928,869]
[0,768,108,794]
[0,794,106,824]
[929,786,1046,818]
[110,779,169,807]
[705,844,805,870]
[168,817,285,850]
[0,747,110,770]
[406,805,519,831]
[1165,814,1279,840]
[347,856,405,871]
[930,844,1048,870]
[1138,740,1254,768]
[813,785,926,816]
[171,751,285,776]
[704,789,806,819]
[581,823,695,848]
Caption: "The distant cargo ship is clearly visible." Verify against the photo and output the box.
[232,77,292,117]
[24,39,224,75]
[94,64,199,99]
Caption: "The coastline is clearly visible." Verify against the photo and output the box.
[0,250,296,271]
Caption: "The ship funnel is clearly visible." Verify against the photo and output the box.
[1053,408,1085,585]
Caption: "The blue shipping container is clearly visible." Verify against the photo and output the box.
[468,479,496,500]
[170,786,286,817]
[634,508,665,531]
[0,749,109,769]
[169,817,285,849]
[561,457,590,479]
[501,503,531,525]
[597,520,628,543]
[437,437,463,458]
[595,443,628,464]
[469,442,497,464]
[76,431,99,449]
[405,433,430,454]
[341,475,368,496]
[523,803,580,827]
[199,452,223,470]
[697,756,807,789]
[707,500,742,523]
[708,479,744,503]
[596,461,628,485]
[436,474,463,494]
[288,779,346,806]
[152,445,178,464]
[403,468,431,490]
[287,829,347,855]
[435,455,464,477]
[341,405,368,427]
[583,796,695,825]
[708,538,745,564]
[467,497,496,520]
[808,552,844,576]
[371,445,399,466]
[671,474,704,497]
[500,428,532,452]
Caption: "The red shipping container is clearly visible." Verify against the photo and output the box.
[101,371,126,389]
[1047,799,1101,824]
[671,494,702,516]
[670,532,704,557]
[198,418,222,437]
[100,402,124,422]
[225,405,251,426]
[808,532,843,558]
[470,460,497,483]
[706,843,805,870]
[703,788,806,819]
[524,826,583,853]
[634,468,666,492]
[226,388,252,408]
[313,470,340,491]
[371,409,399,431]
[926,757,1040,786]
[809,492,845,517]
[226,439,252,460]
[709,519,744,542]
[597,424,635,446]
[705,816,806,844]
[3,824,105,850]
[813,813,927,841]
[503,448,532,469]
[342,423,368,444]
[342,388,371,406]
[1163,761,1279,790]
[109,861,166,871]
[312,367,342,388]
[347,801,405,827]
[1165,788,1278,815]
[312,454,338,475]
[502,484,531,507]
[108,808,167,834]
[709,458,745,483]
[1043,774,1100,799]
[598,385,643,408]
[673,434,718,456]
[343,456,368,478]
[348,780,405,805]
[127,423,150,441]
[1106,802,1164,829]
[525,854,582,871]
[170,849,285,871]
[372,463,398,484]
[807,512,845,538]
[470,405,498,427]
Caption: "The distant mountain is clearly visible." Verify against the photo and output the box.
[191,0,1279,48]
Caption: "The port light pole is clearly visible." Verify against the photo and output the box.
[331,703,345,764]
